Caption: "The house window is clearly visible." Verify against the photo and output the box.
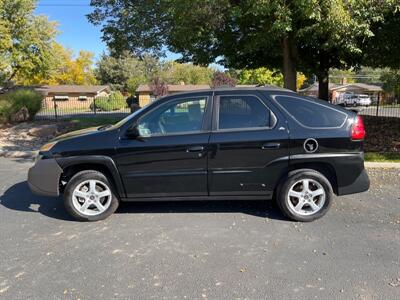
[54,95,69,101]
[78,96,88,101]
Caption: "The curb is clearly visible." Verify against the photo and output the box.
[0,150,37,159]
[365,162,400,169]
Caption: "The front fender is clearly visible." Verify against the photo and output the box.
[56,155,126,198]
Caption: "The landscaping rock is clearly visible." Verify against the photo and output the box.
[28,124,58,137]
[0,121,75,159]
[10,106,30,123]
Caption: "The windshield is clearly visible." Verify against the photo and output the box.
[112,108,143,129]
[111,102,156,129]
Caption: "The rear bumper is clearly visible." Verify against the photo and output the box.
[290,152,370,196]
[28,158,63,197]
[337,168,370,196]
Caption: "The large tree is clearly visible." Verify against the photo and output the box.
[0,0,58,87]
[88,0,395,99]
[95,51,159,91]
[363,6,400,70]
[159,61,214,85]
[238,68,284,87]
[21,43,97,85]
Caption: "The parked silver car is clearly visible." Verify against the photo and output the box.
[343,94,371,107]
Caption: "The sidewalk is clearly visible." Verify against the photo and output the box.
[365,162,400,169]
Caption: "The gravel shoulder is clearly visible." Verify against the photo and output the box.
[0,158,399,299]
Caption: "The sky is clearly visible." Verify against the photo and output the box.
[35,0,183,62]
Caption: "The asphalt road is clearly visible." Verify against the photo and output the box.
[0,157,399,300]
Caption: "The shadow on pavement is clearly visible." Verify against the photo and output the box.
[0,181,286,221]
[0,181,73,221]
[117,200,286,220]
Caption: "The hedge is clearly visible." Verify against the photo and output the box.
[0,89,42,123]
[90,91,127,111]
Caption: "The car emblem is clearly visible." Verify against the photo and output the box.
[303,138,318,153]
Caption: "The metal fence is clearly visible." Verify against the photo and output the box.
[340,96,400,119]
[35,94,132,120]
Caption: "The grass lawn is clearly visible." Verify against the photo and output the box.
[364,152,400,162]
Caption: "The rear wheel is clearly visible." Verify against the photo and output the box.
[277,170,333,222]
[64,170,119,221]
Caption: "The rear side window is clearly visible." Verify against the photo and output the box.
[218,95,276,130]
[274,95,347,128]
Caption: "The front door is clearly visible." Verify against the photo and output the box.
[208,91,290,198]
[115,93,212,198]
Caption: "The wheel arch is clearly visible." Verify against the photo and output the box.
[274,162,338,198]
[56,156,125,198]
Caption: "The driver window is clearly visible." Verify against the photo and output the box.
[137,97,207,136]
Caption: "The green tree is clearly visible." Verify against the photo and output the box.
[21,44,97,85]
[0,0,58,87]
[95,51,158,91]
[88,0,396,99]
[381,70,400,98]
[238,68,283,87]
[364,7,400,70]
[159,62,213,85]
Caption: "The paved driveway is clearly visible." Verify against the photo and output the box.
[0,158,399,299]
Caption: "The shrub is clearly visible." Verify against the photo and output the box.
[0,99,13,123]
[0,89,43,123]
[90,91,127,111]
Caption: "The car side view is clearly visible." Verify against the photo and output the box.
[28,87,370,222]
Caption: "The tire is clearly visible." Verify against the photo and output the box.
[276,169,333,222]
[64,170,119,221]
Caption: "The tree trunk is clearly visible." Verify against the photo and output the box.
[282,36,297,91]
[317,52,330,101]
[2,69,18,92]
[317,70,329,101]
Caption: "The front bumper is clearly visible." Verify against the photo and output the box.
[28,158,63,197]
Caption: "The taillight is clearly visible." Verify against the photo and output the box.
[351,115,366,140]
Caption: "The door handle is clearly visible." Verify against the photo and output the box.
[186,146,205,152]
[262,142,281,150]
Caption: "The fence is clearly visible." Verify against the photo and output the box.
[340,95,400,119]
[35,94,133,120]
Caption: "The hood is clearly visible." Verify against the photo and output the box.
[52,126,102,142]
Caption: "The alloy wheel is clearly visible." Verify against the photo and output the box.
[72,180,112,216]
[287,179,326,216]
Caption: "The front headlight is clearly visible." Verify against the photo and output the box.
[40,141,57,152]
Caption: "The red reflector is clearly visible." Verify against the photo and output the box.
[351,115,366,140]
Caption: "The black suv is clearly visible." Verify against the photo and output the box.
[28,87,369,222]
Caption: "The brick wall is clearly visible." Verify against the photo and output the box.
[43,93,97,110]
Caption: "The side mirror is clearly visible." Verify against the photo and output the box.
[125,125,143,140]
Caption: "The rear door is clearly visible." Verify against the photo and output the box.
[208,90,290,198]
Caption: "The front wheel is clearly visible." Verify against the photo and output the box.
[276,170,333,222]
[64,170,119,221]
